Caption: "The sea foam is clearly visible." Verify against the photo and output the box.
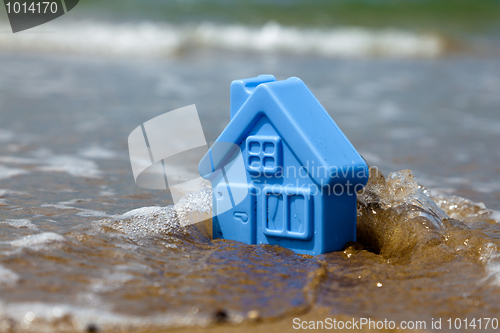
[2,219,38,230]
[0,165,29,180]
[0,21,444,58]
[10,232,66,249]
[0,265,19,286]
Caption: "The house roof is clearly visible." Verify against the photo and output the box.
[199,77,368,187]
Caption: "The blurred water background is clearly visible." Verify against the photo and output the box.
[0,0,499,331]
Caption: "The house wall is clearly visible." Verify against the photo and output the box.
[244,114,322,254]
[320,192,357,253]
[212,113,356,255]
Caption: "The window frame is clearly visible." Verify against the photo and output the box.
[245,135,282,175]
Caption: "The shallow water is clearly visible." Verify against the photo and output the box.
[0,51,499,331]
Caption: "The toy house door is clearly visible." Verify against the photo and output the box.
[213,183,257,244]
[261,186,313,241]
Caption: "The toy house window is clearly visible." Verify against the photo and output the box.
[262,186,313,240]
[246,135,282,175]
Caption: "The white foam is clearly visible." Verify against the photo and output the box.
[77,146,118,160]
[480,243,500,286]
[0,165,29,179]
[491,211,500,222]
[172,188,212,227]
[10,232,65,249]
[75,209,109,217]
[0,156,39,165]
[99,190,116,197]
[432,195,483,217]
[0,150,103,178]
[37,155,101,178]
[101,188,212,239]
[195,22,443,58]
[109,206,182,238]
[0,189,28,197]
[40,203,75,210]
[90,271,135,293]
[487,262,500,286]
[40,201,110,218]
[2,219,38,230]
[0,265,19,286]
[0,20,444,58]
[0,301,210,332]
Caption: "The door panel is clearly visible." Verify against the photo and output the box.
[215,183,256,244]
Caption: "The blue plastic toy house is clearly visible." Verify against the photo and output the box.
[199,75,368,255]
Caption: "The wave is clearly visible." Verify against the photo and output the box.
[0,20,444,58]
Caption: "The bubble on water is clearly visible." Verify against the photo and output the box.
[99,188,212,241]
[104,206,184,238]
[432,195,494,221]
[172,188,212,227]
